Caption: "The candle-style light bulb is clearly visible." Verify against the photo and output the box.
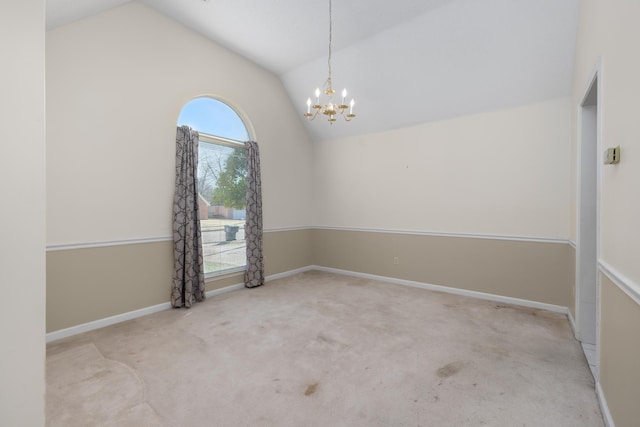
[341,89,347,105]
[349,98,355,114]
[315,88,320,104]
[306,98,311,114]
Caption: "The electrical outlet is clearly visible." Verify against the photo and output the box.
[393,257,399,265]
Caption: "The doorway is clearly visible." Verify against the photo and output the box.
[576,70,600,378]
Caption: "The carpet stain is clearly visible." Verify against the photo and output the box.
[316,333,333,344]
[316,333,350,350]
[304,383,319,396]
[437,361,464,378]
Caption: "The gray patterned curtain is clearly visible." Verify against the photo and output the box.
[244,140,264,288]
[172,126,205,307]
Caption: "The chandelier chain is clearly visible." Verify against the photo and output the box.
[327,0,332,83]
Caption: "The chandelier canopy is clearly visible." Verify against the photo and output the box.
[304,0,356,124]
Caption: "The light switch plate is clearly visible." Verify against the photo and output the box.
[604,146,620,164]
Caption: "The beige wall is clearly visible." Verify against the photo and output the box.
[0,0,46,424]
[47,229,313,332]
[48,226,572,333]
[313,229,572,307]
[47,241,174,332]
[313,97,571,240]
[571,0,640,276]
[264,229,313,277]
[571,1,640,280]
[311,97,575,315]
[46,2,313,246]
[571,1,640,425]
[600,275,640,427]
[45,2,316,333]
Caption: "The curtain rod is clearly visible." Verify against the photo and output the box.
[198,131,246,149]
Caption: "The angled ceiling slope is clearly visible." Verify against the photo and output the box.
[46,0,580,142]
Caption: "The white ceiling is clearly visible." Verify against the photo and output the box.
[46,0,580,142]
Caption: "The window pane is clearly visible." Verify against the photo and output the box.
[198,142,247,275]
[178,97,249,141]
[178,96,250,276]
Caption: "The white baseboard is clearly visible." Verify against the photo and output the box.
[46,266,316,343]
[46,301,173,343]
[310,265,569,314]
[47,283,245,343]
[205,283,244,298]
[597,381,615,427]
[266,265,315,282]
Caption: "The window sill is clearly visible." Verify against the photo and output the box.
[204,267,245,283]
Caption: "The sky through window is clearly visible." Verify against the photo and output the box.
[177,97,249,141]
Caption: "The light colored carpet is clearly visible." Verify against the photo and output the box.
[47,271,604,426]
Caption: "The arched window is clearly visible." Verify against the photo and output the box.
[178,97,251,276]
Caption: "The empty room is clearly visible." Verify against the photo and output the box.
[2,0,639,426]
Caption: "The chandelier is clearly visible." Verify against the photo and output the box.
[304,0,356,124]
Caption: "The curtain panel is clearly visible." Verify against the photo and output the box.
[172,126,206,307]
[244,140,264,288]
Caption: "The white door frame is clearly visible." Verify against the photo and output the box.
[575,58,602,378]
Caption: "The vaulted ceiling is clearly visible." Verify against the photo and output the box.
[46,0,580,142]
